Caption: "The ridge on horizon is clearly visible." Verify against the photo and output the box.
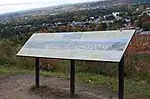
[0,0,150,15]
[0,0,107,15]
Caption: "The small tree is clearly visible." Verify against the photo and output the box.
[142,21,150,31]
[98,23,107,31]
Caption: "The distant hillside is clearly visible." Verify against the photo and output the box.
[0,0,133,21]
[132,0,150,5]
[109,0,150,5]
[108,0,132,4]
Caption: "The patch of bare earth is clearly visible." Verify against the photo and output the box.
[0,74,117,99]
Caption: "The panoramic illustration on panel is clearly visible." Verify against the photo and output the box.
[17,30,135,62]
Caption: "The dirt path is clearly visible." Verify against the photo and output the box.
[0,74,117,99]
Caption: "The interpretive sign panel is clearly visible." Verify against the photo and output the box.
[17,30,135,62]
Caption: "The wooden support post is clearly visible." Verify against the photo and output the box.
[119,56,124,99]
[70,60,75,98]
[35,57,40,88]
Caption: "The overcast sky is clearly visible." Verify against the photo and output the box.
[0,0,102,14]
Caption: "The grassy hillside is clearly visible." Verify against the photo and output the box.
[0,33,150,98]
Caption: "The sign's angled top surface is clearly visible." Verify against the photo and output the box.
[17,30,135,62]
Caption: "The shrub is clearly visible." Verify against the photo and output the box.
[142,21,150,31]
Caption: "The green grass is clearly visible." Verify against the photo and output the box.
[77,73,118,91]
[0,65,32,75]
[77,73,150,98]
[40,70,68,78]
[0,66,149,98]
